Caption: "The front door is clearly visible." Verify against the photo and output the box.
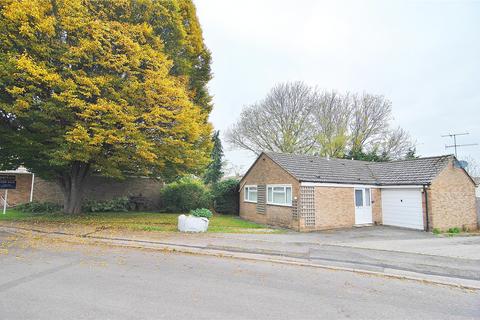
[354,188,372,225]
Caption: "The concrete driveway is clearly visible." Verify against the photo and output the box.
[216,226,480,260]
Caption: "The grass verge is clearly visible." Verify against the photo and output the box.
[0,209,282,234]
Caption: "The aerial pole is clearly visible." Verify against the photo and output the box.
[441,132,478,157]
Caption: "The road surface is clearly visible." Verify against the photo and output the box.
[0,230,478,319]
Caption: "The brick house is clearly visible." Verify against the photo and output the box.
[239,152,478,232]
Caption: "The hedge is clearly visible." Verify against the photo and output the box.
[160,176,212,212]
[212,178,239,215]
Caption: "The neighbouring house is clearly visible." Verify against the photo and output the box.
[475,177,480,198]
[239,152,478,232]
[0,167,163,210]
[475,177,480,224]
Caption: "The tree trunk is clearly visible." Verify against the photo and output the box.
[58,162,90,215]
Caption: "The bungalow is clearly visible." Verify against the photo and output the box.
[239,152,478,232]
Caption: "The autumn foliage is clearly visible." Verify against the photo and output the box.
[0,0,213,213]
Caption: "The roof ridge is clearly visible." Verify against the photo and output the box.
[265,151,374,164]
[266,151,454,164]
[386,154,453,163]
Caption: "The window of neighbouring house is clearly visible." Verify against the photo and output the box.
[267,185,292,206]
[244,185,258,202]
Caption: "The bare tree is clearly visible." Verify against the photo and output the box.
[226,82,317,154]
[349,93,392,154]
[227,82,414,160]
[311,90,352,157]
[378,127,415,160]
[461,155,480,178]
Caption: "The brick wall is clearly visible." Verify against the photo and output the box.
[32,177,63,204]
[372,188,382,225]
[1,174,33,206]
[429,160,477,231]
[314,187,355,229]
[477,198,480,226]
[239,155,300,229]
[6,175,163,210]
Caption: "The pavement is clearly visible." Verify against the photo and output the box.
[1,222,479,289]
[0,229,479,320]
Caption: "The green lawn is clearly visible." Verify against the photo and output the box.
[0,209,280,233]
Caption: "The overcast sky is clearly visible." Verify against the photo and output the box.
[195,0,480,174]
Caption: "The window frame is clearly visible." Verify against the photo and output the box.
[354,188,372,207]
[266,184,293,207]
[244,185,258,203]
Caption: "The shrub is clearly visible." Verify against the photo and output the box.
[447,227,460,234]
[432,228,440,235]
[16,201,61,213]
[212,178,239,215]
[160,176,211,212]
[190,208,213,219]
[82,197,131,212]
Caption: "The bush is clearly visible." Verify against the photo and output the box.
[212,178,239,215]
[160,176,211,212]
[432,228,440,235]
[447,227,460,234]
[16,201,61,213]
[82,197,131,212]
[190,208,213,219]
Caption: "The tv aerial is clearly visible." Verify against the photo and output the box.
[441,132,478,158]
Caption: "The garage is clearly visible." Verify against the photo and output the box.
[381,188,424,230]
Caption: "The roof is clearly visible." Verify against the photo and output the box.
[265,152,455,186]
[0,166,31,175]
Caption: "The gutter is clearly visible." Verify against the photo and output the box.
[300,182,424,189]
[423,185,430,232]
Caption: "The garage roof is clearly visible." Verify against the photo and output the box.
[265,152,455,185]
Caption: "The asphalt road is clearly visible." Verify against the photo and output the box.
[0,230,479,320]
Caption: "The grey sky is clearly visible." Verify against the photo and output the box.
[195,0,480,174]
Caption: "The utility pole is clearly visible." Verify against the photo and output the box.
[441,132,478,157]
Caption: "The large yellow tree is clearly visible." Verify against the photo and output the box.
[0,0,212,214]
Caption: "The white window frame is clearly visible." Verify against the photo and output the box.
[267,184,292,207]
[354,187,372,207]
[244,185,258,203]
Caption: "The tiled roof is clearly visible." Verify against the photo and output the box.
[368,156,452,185]
[265,152,377,184]
[265,152,454,185]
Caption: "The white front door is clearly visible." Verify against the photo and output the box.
[354,188,373,225]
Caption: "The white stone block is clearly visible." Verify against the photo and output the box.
[178,214,209,232]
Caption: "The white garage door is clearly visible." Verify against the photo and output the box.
[381,189,424,230]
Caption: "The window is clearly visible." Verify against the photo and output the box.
[267,185,292,206]
[365,188,371,206]
[244,186,258,203]
[355,188,371,207]
[355,189,363,207]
